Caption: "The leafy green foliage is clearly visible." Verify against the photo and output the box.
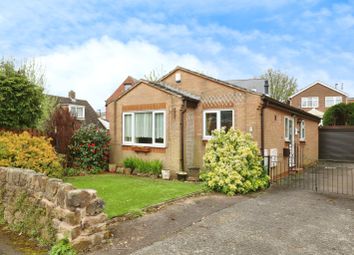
[123,157,163,175]
[201,128,270,195]
[64,167,85,177]
[259,68,297,102]
[49,238,77,255]
[0,60,44,129]
[0,131,64,178]
[36,95,58,132]
[68,124,110,173]
[323,103,354,126]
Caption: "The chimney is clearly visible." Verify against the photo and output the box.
[264,80,269,95]
[68,90,76,100]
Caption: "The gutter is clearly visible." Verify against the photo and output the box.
[261,95,321,122]
[180,100,187,172]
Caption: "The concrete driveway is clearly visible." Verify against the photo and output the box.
[131,187,354,255]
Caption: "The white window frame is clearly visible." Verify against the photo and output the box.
[301,97,319,108]
[300,120,305,141]
[68,104,85,120]
[284,116,290,141]
[203,109,234,140]
[325,96,342,107]
[284,116,295,142]
[122,110,166,148]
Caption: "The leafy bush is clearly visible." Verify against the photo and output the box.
[123,157,137,171]
[68,124,110,174]
[49,238,77,255]
[323,103,354,126]
[123,157,162,175]
[200,128,269,195]
[0,131,64,177]
[0,60,44,129]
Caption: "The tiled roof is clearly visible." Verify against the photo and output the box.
[226,79,266,94]
[147,81,200,102]
[106,76,137,105]
[49,95,103,128]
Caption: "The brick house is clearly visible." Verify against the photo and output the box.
[107,67,320,177]
[54,90,103,128]
[289,81,348,119]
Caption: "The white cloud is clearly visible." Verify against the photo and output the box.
[336,14,354,29]
[38,36,220,111]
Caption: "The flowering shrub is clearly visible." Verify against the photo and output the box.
[68,124,110,174]
[0,131,63,177]
[201,128,269,195]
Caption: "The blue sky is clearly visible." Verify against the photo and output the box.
[1,0,354,110]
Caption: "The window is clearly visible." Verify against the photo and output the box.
[301,97,319,108]
[123,111,165,147]
[284,117,294,142]
[325,96,342,107]
[203,110,234,139]
[284,117,289,141]
[124,83,132,91]
[300,120,305,141]
[69,105,85,119]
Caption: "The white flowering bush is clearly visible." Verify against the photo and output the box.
[200,128,269,195]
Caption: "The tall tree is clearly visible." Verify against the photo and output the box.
[144,66,166,82]
[0,60,44,129]
[259,69,297,102]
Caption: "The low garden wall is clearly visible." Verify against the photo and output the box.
[0,167,109,251]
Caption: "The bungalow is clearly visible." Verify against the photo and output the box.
[107,67,320,178]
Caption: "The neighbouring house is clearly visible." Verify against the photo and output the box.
[289,81,349,119]
[53,90,103,128]
[49,91,104,153]
[107,66,320,178]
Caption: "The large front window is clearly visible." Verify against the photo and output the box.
[301,97,319,108]
[123,111,165,147]
[203,110,234,139]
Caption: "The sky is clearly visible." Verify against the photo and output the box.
[1,0,354,111]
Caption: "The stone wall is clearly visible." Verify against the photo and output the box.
[0,167,109,251]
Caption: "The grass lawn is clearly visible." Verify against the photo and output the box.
[64,174,204,218]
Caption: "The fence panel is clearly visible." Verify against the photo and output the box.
[319,126,354,161]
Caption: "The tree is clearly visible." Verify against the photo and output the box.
[144,66,166,82]
[0,60,44,129]
[47,106,81,154]
[323,103,354,126]
[259,69,297,102]
[36,95,58,131]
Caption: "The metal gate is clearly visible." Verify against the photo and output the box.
[269,161,354,196]
[319,126,354,161]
